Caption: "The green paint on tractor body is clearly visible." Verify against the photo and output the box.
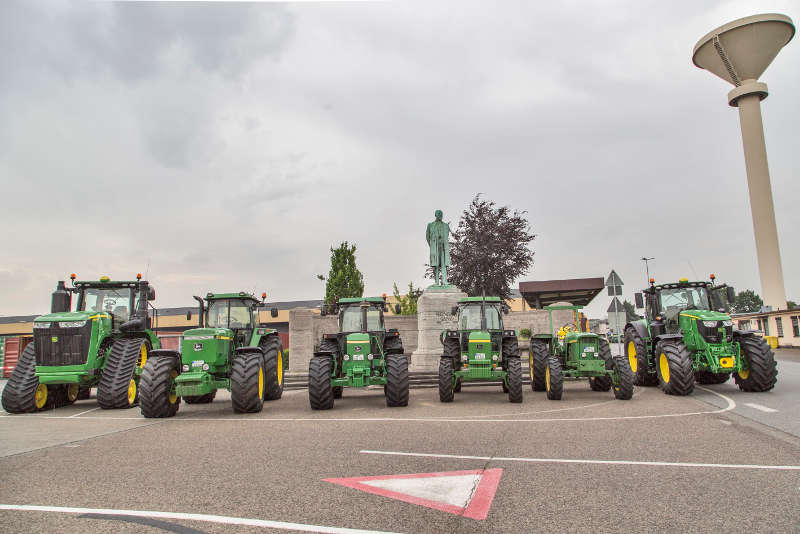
[625,279,777,395]
[438,296,522,403]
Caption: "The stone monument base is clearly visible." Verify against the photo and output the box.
[410,285,467,371]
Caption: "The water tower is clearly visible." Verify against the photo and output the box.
[693,14,795,311]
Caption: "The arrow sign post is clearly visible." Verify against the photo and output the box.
[606,270,625,355]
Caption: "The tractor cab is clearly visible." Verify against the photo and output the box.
[448,297,512,363]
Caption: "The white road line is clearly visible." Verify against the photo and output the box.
[68,407,101,418]
[0,504,405,534]
[359,450,800,471]
[743,403,778,413]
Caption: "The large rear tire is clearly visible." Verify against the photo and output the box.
[1,344,44,413]
[183,391,217,404]
[624,327,657,386]
[545,356,563,400]
[230,353,265,413]
[438,357,455,403]
[385,354,409,407]
[261,337,284,401]
[734,336,777,392]
[97,338,148,409]
[506,357,522,403]
[694,371,730,385]
[655,340,694,396]
[308,356,334,410]
[139,357,181,418]
[529,340,548,391]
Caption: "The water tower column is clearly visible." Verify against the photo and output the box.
[729,82,787,310]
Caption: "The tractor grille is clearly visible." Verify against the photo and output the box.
[34,322,92,366]
[696,321,732,344]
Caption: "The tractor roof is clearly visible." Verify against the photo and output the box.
[459,296,502,303]
[74,280,147,289]
[650,280,712,291]
[205,292,260,304]
[338,297,386,304]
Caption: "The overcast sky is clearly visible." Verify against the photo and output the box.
[1,0,797,319]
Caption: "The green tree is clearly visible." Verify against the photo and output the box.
[392,282,423,315]
[318,241,364,306]
[622,299,641,322]
[733,289,763,313]
[788,300,797,310]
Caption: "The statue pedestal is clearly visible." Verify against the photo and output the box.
[410,286,467,371]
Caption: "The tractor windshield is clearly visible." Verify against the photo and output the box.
[340,305,383,332]
[207,299,253,329]
[79,287,132,323]
[459,304,501,330]
[658,287,710,327]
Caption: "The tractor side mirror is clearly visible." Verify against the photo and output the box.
[634,293,644,309]
[451,306,458,316]
[394,304,401,315]
[503,305,510,315]
[320,306,327,317]
[270,307,279,318]
[186,310,192,321]
[726,287,735,303]
[147,288,156,301]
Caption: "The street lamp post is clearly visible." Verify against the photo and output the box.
[641,257,654,284]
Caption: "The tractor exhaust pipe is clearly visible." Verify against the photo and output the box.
[193,296,205,328]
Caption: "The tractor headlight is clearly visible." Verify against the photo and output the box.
[367,354,373,360]
[492,354,498,361]
[202,364,209,371]
[34,322,51,329]
[344,354,350,361]
[461,354,468,362]
[182,365,190,372]
[722,320,733,327]
[60,321,87,328]
[702,321,718,328]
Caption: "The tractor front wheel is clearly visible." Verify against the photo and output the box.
[529,340,548,391]
[309,356,334,410]
[625,327,657,386]
[1,344,44,413]
[545,356,563,400]
[385,354,409,407]
[734,336,777,392]
[612,356,635,400]
[655,341,694,396]
[77,386,91,400]
[506,357,523,403]
[139,357,181,418]
[231,354,265,413]
[333,386,343,399]
[588,376,612,391]
[694,371,730,385]
[438,357,455,403]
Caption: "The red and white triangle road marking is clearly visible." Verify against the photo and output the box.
[323,469,502,520]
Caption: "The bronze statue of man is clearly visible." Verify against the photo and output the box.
[426,209,451,286]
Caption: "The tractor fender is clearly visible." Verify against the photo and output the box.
[653,333,683,345]
[501,329,517,340]
[234,346,265,359]
[732,329,757,339]
[625,321,650,341]
[440,330,459,345]
[148,349,181,365]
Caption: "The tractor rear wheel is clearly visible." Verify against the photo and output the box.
[183,391,217,404]
[506,357,523,403]
[97,338,148,409]
[624,327,657,386]
[231,353,265,413]
[438,357,455,403]
[655,340,694,396]
[1,344,44,413]
[545,356,563,400]
[140,357,181,418]
[385,354,409,407]
[613,356,635,400]
[694,371,730,385]
[734,336,777,392]
[529,340,548,391]
[588,376,612,391]
[262,337,284,401]
[333,386,343,398]
[309,356,334,410]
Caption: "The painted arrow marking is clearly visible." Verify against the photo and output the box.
[323,469,502,520]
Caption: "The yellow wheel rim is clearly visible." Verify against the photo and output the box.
[627,341,637,373]
[738,368,750,380]
[66,383,79,402]
[545,366,551,391]
[138,344,148,369]
[659,353,670,383]
[127,379,137,405]
[258,366,264,399]
[35,384,48,409]
[529,354,534,381]
[168,370,178,404]
[277,351,283,386]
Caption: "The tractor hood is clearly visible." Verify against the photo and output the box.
[680,309,730,321]
[182,327,232,339]
[34,311,100,324]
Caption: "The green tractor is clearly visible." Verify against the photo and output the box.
[529,305,634,401]
[439,296,523,403]
[624,276,777,395]
[2,274,159,413]
[308,296,408,410]
[139,291,284,418]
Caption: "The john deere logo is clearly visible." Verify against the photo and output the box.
[193,343,203,351]
[51,336,58,343]
[354,346,362,352]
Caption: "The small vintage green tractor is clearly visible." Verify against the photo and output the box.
[2,274,159,413]
[438,296,522,403]
[139,291,284,417]
[308,296,408,409]
[529,305,634,401]
[624,276,777,395]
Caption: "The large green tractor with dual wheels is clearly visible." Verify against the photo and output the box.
[308,296,408,410]
[439,296,522,403]
[139,291,284,417]
[625,276,777,395]
[529,305,634,401]
[2,274,159,413]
